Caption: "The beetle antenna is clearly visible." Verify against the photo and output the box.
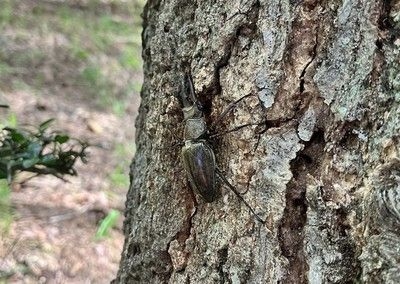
[216,167,265,224]
[208,120,267,139]
[211,94,254,129]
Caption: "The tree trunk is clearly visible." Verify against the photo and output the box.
[115,0,400,283]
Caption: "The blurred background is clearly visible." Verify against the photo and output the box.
[0,0,144,282]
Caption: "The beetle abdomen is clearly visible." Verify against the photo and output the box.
[181,141,216,202]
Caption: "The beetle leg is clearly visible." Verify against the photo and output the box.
[216,167,265,224]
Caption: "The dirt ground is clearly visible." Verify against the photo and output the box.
[0,1,143,283]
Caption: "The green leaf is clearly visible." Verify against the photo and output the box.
[10,130,25,143]
[0,168,7,179]
[22,157,40,169]
[95,209,120,239]
[41,154,57,165]
[54,134,69,144]
[39,119,55,131]
[0,147,13,158]
[26,142,42,158]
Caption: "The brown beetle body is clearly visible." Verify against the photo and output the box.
[179,76,217,202]
[177,73,265,223]
[181,140,216,202]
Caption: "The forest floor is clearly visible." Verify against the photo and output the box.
[0,0,144,282]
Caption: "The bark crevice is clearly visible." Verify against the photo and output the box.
[299,33,318,93]
[217,246,229,283]
[278,129,326,284]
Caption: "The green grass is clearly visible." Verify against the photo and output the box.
[0,0,144,114]
[54,4,141,55]
[0,0,13,28]
[95,209,120,239]
[109,165,130,188]
[132,82,142,93]
[0,63,13,77]
[0,112,18,130]
[0,180,13,233]
[120,49,142,71]
[81,66,103,86]
[111,101,128,117]
[108,143,136,188]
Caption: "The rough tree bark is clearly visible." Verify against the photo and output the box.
[114,0,400,283]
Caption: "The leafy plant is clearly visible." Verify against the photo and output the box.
[0,118,88,183]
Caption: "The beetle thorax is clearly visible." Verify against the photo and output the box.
[184,118,207,140]
[182,104,202,120]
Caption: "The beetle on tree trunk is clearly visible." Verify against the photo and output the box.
[179,72,265,223]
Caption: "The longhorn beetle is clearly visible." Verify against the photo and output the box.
[178,73,265,223]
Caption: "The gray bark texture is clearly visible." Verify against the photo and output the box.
[114,0,400,283]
